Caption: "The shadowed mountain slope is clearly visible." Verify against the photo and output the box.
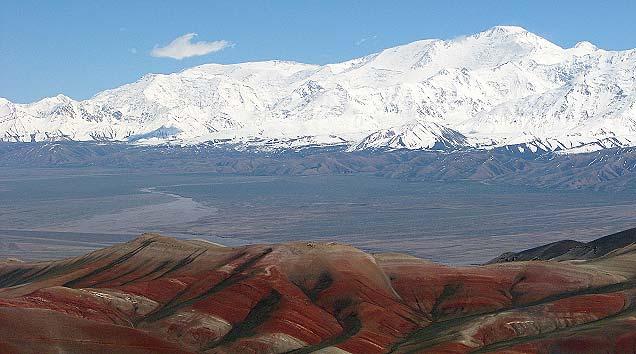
[0,231,635,353]
[489,227,636,263]
[4,142,636,191]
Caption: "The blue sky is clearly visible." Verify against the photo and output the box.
[2,0,635,103]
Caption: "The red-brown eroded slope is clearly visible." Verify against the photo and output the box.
[0,233,634,354]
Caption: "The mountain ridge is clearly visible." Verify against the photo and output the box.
[2,26,636,154]
[488,227,636,263]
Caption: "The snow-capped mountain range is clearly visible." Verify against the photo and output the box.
[2,26,636,153]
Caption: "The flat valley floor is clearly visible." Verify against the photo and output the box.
[1,168,636,264]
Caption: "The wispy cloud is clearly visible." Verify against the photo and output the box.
[355,35,377,46]
[151,33,233,60]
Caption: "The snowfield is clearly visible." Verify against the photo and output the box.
[2,26,636,153]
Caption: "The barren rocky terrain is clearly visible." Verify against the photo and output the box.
[1,229,634,353]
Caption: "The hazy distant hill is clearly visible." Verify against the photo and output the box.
[2,141,636,190]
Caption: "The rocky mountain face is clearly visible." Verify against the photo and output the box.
[2,26,636,153]
[1,230,635,353]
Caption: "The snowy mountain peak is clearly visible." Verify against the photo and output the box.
[2,27,636,154]
[353,121,468,151]
[574,41,598,52]
[473,25,530,39]
[470,26,553,46]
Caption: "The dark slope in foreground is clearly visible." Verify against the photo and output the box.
[489,228,636,263]
[0,231,635,353]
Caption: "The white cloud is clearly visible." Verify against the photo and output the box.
[355,35,377,46]
[151,33,233,60]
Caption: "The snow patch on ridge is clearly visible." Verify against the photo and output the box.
[353,121,468,151]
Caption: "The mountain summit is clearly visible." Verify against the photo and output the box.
[2,26,636,153]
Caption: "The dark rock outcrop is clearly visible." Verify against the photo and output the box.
[489,227,636,263]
